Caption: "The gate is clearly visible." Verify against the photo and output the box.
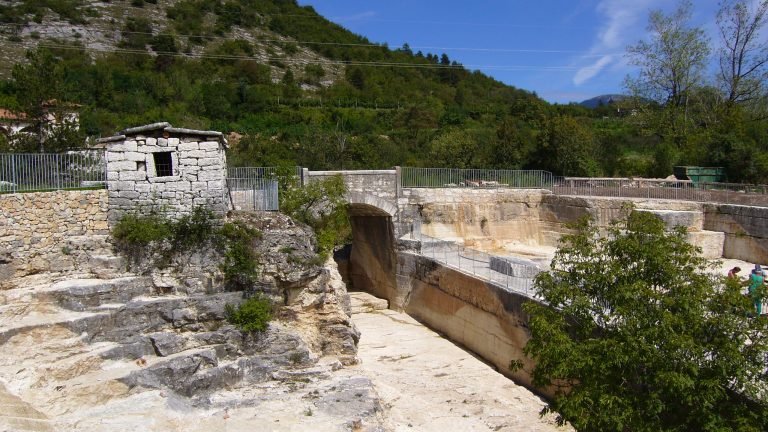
[227,167,279,211]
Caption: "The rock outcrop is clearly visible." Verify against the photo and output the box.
[0,211,382,431]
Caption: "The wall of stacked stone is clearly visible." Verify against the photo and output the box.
[106,135,228,222]
[306,169,398,202]
[703,204,768,263]
[0,189,108,278]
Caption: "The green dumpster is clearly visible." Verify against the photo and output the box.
[673,166,725,184]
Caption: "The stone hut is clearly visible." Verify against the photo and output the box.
[98,122,229,222]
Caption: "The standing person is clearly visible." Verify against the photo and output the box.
[728,266,741,279]
[748,265,764,316]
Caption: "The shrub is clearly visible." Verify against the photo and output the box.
[170,206,216,250]
[112,213,172,265]
[225,294,272,333]
[274,168,350,259]
[112,206,218,269]
[218,221,261,290]
[112,206,263,291]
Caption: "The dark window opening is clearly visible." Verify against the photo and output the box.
[153,152,173,177]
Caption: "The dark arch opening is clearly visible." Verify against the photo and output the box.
[335,203,397,301]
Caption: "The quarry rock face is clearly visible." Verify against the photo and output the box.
[0,212,384,431]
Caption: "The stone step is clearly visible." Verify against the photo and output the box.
[0,308,109,346]
[85,292,242,345]
[0,290,242,353]
[118,346,280,397]
[37,276,152,312]
[0,416,53,432]
[0,383,52,432]
[348,292,389,314]
[85,254,126,278]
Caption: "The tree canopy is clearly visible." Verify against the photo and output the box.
[0,0,767,183]
[519,209,768,431]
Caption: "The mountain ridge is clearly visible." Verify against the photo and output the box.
[579,94,630,109]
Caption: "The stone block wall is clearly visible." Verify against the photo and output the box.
[704,204,768,263]
[103,123,229,222]
[395,251,551,397]
[0,190,109,283]
[306,169,398,203]
[398,188,550,245]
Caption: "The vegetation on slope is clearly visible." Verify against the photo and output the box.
[0,0,766,184]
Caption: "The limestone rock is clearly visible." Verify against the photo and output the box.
[231,212,324,289]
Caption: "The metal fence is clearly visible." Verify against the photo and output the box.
[554,177,768,206]
[0,152,106,193]
[400,167,553,189]
[226,167,283,211]
[397,220,541,298]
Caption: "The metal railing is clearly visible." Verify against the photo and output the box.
[227,166,278,179]
[0,151,106,193]
[226,167,284,211]
[397,220,542,298]
[400,167,553,189]
[554,177,768,206]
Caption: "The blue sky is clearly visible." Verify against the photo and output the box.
[295,1,722,104]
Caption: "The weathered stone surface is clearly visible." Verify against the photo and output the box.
[703,204,768,263]
[105,129,229,222]
[636,209,704,231]
[687,230,725,259]
[44,277,151,311]
[0,190,111,282]
[349,292,388,314]
[314,376,381,417]
[232,212,324,290]
[121,348,219,392]
[490,255,541,278]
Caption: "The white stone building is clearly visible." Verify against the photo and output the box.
[97,122,229,222]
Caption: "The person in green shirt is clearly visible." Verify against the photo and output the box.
[748,264,765,316]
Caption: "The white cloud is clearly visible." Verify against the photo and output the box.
[573,55,614,85]
[572,0,664,86]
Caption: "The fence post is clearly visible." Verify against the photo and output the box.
[11,154,17,193]
[395,166,402,199]
[252,181,257,211]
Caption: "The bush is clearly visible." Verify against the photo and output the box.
[217,221,261,290]
[275,168,350,259]
[112,206,267,292]
[111,213,172,265]
[170,206,216,250]
[112,206,219,269]
[225,294,272,333]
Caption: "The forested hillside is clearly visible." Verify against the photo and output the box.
[0,0,766,182]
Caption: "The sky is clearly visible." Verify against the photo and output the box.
[295,1,724,104]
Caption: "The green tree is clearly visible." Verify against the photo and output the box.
[534,116,598,176]
[519,210,768,431]
[625,1,710,108]
[276,169,350,258]
[716,0,768,105]
[11,48,64,152]
[119,17,153,50]
[428,128,477,168]
[491,117,535,169]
